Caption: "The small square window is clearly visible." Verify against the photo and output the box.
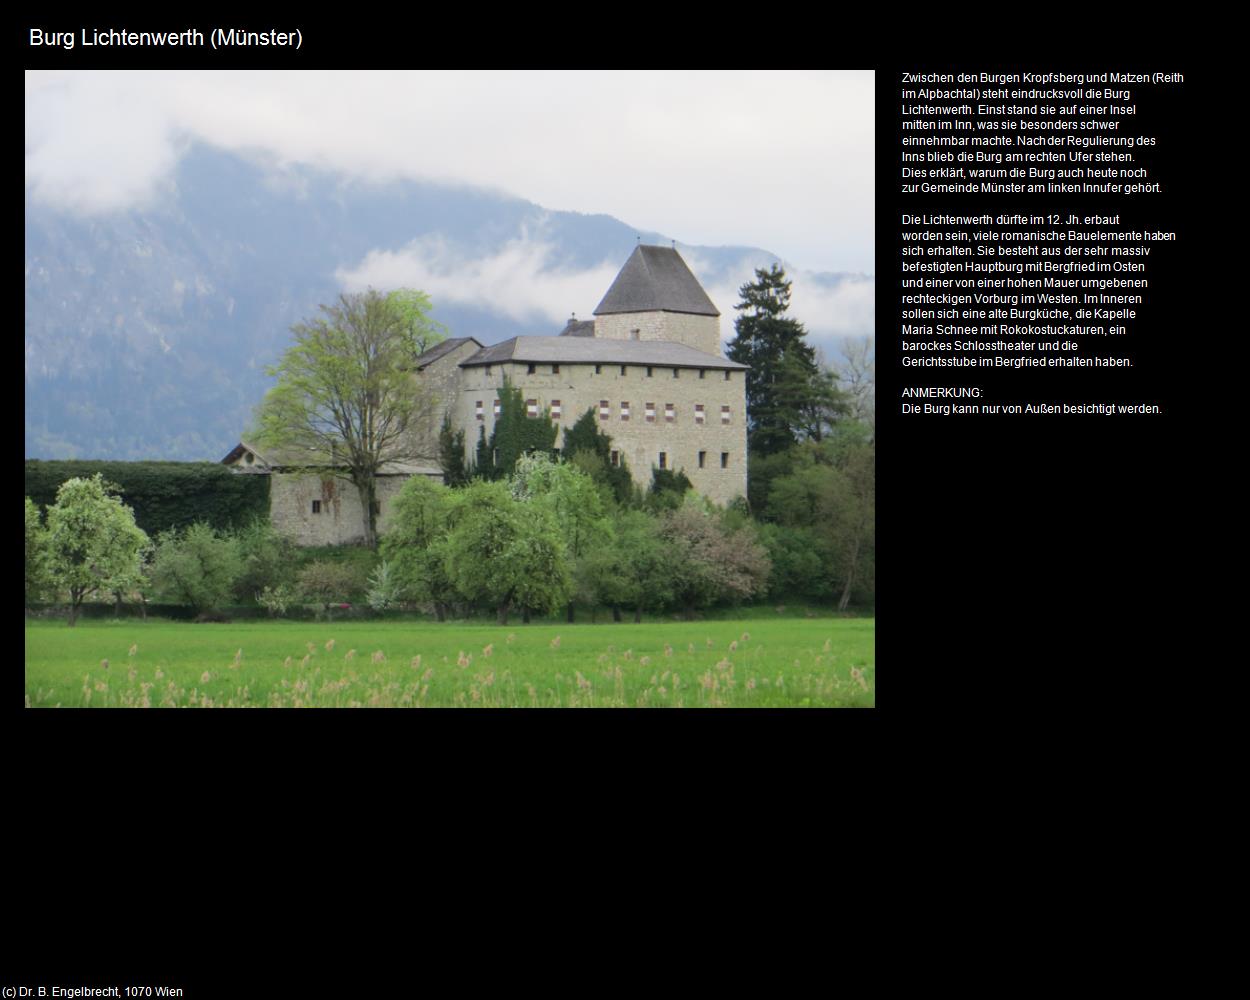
[645,403,655,423]
[724,370,731,381]
[610,450,620,467]
[528,363,537,374]
[552,364,560,374]
[721,452,729,469]
[646,366,654,378]
[599,399,610,421]
[620,401,630,421]
[595,364,602,374]
[493,399,502,417]
[658,452,668,470]
[664,404,674,423]
[698,451,706,469]
[672,368,679,379]
[311,500,322,514]
[699,369,706,380]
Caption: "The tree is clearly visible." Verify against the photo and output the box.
[659,496,771,618]
[441,480,570,625]
[561,408,634,504]
[148,522,244,616]
[25,497,48,606]
[726,264,843,455]
[43,475,149,626]
[583,509,672,622]
[474,378,557,480]
[439,414,469,487]
[253,288,443,548]
[511,453,609,622]
[381,476,458,621]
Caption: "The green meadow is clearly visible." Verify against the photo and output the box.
[24,615,874,708]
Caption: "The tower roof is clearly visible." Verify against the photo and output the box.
[593,245,720,317]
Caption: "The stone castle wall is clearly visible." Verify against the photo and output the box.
[451,360,747,506]
[268,472,413,546]
[593,311,721,356]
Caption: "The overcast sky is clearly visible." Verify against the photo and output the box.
[25,70,874,275]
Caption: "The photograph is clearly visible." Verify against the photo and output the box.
[24,69,876,708]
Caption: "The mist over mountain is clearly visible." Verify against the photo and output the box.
[25,145,871,461]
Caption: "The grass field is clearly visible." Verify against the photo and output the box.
[24,615,874,708]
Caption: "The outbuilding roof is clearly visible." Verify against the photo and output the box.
[410,336,483,370]
[460,337,746,370]
[593,245,720,317]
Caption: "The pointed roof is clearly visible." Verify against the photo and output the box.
[593,245,720,317]
[410,336,483,370]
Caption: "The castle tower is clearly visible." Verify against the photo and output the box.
[592,245,721,356]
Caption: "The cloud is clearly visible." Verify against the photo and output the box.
[336,234,621,326]
[338,238,874,352]
[24,70,873,273]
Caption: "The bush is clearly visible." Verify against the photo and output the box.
[232,519,300,603]
[365,560,402,612]
[297,560,362,612]
[148,522,243,613]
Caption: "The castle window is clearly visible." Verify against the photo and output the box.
[658,452,668,470]
[695,404,705,424]
[698,451,706,469]
[486,365,492,376]
[672,368,679,379]
[724,370,731,381]
[645,403,655,423]
[527,363,537,375]
[475,401,484,420]
[311,500,322,514]
[665,403,675,423]
[527,398,538,417]
[646,366,654,378]
[620,365,627,376]
[610,450,620,467]
[721,452,729,468]
[630,329,640,340]
[595,364,602,375]
[493,399,502,417]
[699,369,706,380]
[620,401,630,421]
[721,405,731,424]
[552,364,560,374]
[599,400,610,421]
[551,399,562,420]
[244,452,254,465]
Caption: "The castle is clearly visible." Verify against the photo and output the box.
[224,245,748,545]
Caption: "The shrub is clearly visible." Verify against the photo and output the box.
[148,522,243,614]
[365,560,402,612]
[297,560,362,613]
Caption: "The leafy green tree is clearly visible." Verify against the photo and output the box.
[442,480,570,625]
[387,288,447,358]
[511,453,609,622]
[439,414,469,487]
[25,497,48,606]
[43,475,150,626]
[381,476,458,621]
[647,467,694,511]
[149,522,244,615]
[476,378,558,480]
[726,264,845,455]
[561,407,634,504]
[231,519,299,604]
[583,508,673,622]
[253,289,443,548]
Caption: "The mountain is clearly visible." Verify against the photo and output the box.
[25,145,866,461]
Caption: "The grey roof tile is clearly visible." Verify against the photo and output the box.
[460,337,746,369]
[593,245,720,317]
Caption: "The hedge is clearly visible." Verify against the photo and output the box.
[25,461,270,535]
